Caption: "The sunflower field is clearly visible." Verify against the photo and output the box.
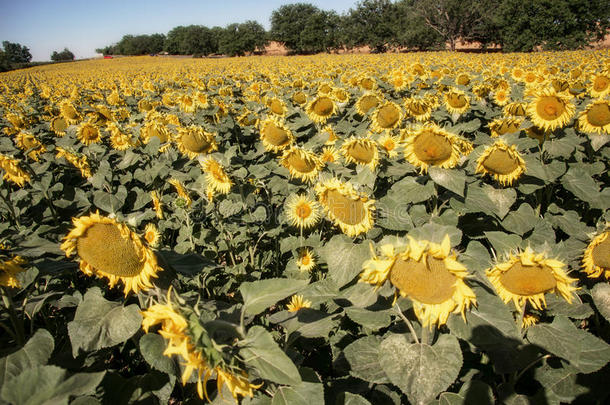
[1,51,610,404]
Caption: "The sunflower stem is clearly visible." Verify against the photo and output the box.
[518,302,527,335]
[0,187,21,229]
[515,354,551,382]
[420,325,430,346]
[394,302,419,344]
[1,287,24,346]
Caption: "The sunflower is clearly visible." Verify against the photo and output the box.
[476,140,526,186]
[378,133,400,158]
[292,91,307,106]
[444,90,470,115]
[179,94,197,113]
[371,101,402,132]
[50,116,68,136]
[61,212,162,295]
[237,110,258,127]
[285,194,321,230]
[55,147,92,178]
[403,124,463,173]
[359,76,376,91]
[360,235,476,328]
[404,97,433,122]
[525,125,551,144]
[267,97,287,116]
[306,96,337,124]
[0,256,26,288]
[355,93,380,116]
[316,178,375,238]
[527,88,575,131]
[340,137,380,170]
[486,247,578,311]
[589,72,610,98]
[59,100,81,125]
[488,117,522,137]
[77,122,101,145]
[296,248,316,272]
[493,89,510,106]
[141,291,259,401]
[280,147,323,183]
[578,99,610,135]
[200,157,232,198]
[107,123,133,151]
[0,153,30,187]
[150,190,164,219]
[15,132,46,161]
[320,125,339,144]
[582,229,610,279]
[176,126,217,159]
[259,118,294,153]
[332,87,350,104]
[503,101,528,117]
[143,223,160,248]
[286,294,312,312]
[320,146,340,164]
[168,178,192,208]
[140,118,170,144]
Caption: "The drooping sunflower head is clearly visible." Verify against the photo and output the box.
[333,87,350,104]
[306,95,337,124]
[50,116,68,136]
[340,137,380,170]
[589,71,610,98]
[259,118,294,153]
[527,88,575,131]
[444,90,470,115]
[284,194,321,230]
[486,247,578,311]
[578,99,610,135]
[0,256,26,288]
[107,123,134,151]
[360,234,476,328]
[488,117,522,137]
[0,153,31,187]
[503,101,528,117]
[404,97,433,121]
[59,100,81,125]
[292,91,308,106]
[403,124,462,173]
[475,140,526,186]
[582,229,610,279]
[355,93,380,116]
[280,146,323,183]
[266,96,287,116]
[296,248,317,272]
[15,132,46,161]
[199,157,233,199]
[315,178,375,238]
[371,101,402,132]
[176,126,217,159]
[140,118,170,144]
[525,125,551,144]
[61,212,162,295]
[77,122,101,146]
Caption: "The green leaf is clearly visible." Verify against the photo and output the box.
[561,166,604,209]
[546,294,594,320]
[67,288,142,357]
[344,392,372,405]
[271,381,324,405]
[465,183,516,219]
[527,316,610,374]
[385,176,435,204]
[408,222,462,246]
[484,231,522,255]
[345,307,392,331]
[343,335,389,384]
[240,278,309,316]
[0,329,54,387]
[139,333,179,376]
[429,167,466,197]
[376,193,414,231]
[501,203,538,235]
[591,283,610,322]
[240,326,301,385]
[535,362,588,403]
[319,235,370,288]
[0,365,104,405]
[92,190,123,213]
[379,334,463,405]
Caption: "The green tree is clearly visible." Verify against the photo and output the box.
[496,0,610,51]
[2,41,32,63]
[164,25,217,55]
[300,10,343,53]
[344,0,397,53]
[219,21,268,56]
[51,48,75,61]
[394,0,444,50]
[270,3,321,53]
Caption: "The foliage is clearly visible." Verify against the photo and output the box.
[218,21,269,57]
[51,48,75,62]
[1,49,610,404]
[0,41,32,72]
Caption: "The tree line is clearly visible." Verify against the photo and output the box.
[95,0,609,56]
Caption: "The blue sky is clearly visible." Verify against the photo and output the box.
[0,0,356,61]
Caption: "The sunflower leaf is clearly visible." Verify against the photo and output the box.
[591,283,610,322]
[319,235,370,288]
[240,278,309,316]
[343,335,390,384]
[139,334,180,377]
[241,326,302,386]
[428,167,466,197]
[0,329,54,387]
[379,333,462,405]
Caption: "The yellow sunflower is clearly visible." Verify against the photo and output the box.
[444,90,470,115]
[107,123,133,151]
[59,100,81,125]
[378,133,400,158]
[14,132,46,161]
[340,137,380,170]
[320,146,340,164]
[285,194,321,230]
[527,88,575,131]
[493,89,511,106]
[286,294,312,312]
[140,118,170,144]
[280,146,323,183]
[150,190,164,219]
[486,247,578,311]
[0,153,30,187]
[200,157,232,198]
[488,117,523,137]
[475,140,526,186]
[0,256,26,288]
[168,178,192,208]
[141,291,259,401]
[61,212,162,295]
[316,178,375,238]
[296,248,317,272]
[360,235,476,328]
[292,91,308,106]
[503,101,528,117]
[50,116,68,136]
[404,97,433,122]
[582,229,610,279]
[578,99,610,135]
[77,122,101,145]
[321,125,339,145]
[403,124,463,173]
[355,93,380,116]
[306,95,337,124]
[267,97,287,116]
[55,147,92,178]
[371,101,403,132]
[176,126,217,159]
[589,72,610,98]
[259,118,294,153]
[143,223,160,248]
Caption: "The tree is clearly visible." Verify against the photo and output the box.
[394,0,444,50]
[344,0,398,52]
[496,0,610,51]
[218,21,268,56]
[2,41,32,63]
[270,3,321,53]
[51,48,75,61]
[164,26,217,55]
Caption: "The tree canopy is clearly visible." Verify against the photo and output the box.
[51,48,75,62]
